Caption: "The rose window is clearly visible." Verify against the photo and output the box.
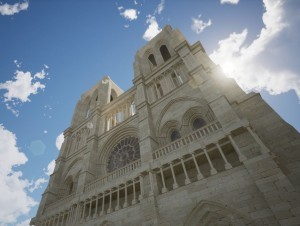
[107,136,140,173]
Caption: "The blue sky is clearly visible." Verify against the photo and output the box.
[0,0,299,225]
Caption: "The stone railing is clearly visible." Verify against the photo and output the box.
[153,121,222,159]
[45,193,75,214]
[84,159,142,192]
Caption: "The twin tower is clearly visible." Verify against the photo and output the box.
[31,26,300,226]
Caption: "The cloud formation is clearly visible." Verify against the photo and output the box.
[143,15,162,41]
[28,178,48,193]
[120,8,139,21]
[155,0,165,15]
[118,5,139,21]
[210,0,300,99]
[220,0,240,4]
[55,132,64,151]
[0,1,29,16]
[191,15,212,34]
[0,64,48,116]
[44,159,55,176]
[0,124,37,224]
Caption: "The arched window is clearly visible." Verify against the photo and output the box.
[86,100,91,118]
[68,181,73,194]
[107,137,140,173]
[192,118,206,130]
[170,130,181,142]
[160,45,171,62]
[148,54,157,67]
[110,89,117,102]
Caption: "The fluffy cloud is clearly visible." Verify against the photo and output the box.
[220,0,240,4]
[44,159,55,176]
[143,15,162,41]
[118,6,139,21]
[210,0,300,99]
[191,15,212,34]
[0,1,28,16]
[28,178,48,193]
[0,64,48,116]
[55,132,64,151]
[0,124,37,224]
[155,0,165,15]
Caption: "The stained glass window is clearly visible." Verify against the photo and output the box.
[107,137,140,173]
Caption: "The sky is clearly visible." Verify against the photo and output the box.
[0,0,299,225]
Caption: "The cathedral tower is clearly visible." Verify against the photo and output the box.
[31,25,300,226]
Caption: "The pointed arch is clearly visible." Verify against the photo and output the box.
[160,45,171,62]
[155,97,208,137]
[184,200,253,226]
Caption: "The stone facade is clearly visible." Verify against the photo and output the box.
[31,25,300,226]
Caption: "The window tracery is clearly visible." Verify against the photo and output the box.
[107,137,140,173]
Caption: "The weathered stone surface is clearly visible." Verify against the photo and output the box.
[31,25,300,226]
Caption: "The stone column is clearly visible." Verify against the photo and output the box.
[215,142,232,170]
[227,134,247,162]
[100,193,105,216]
[246,126,269,154]
[107,189,112,213]
[132,180,137,204]
[139,174,144,200]
[81,201,86,222]
[170,162,179,189]
[115,186,120,210]
[191,152,204,180]
[148,171,154,196]
[160,167,168,193]
[93,195,99,218]
[203,148,217,175]
[181,158,191,185]
[123,183,128,208]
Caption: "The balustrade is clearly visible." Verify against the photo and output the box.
[84,159,141,192]
[153,121,222,159]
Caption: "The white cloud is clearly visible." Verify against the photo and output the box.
[210,0,300,99]
[0,124,37,224]
[134,0,138,5]
[44,159,55,176]
[220,0,240,4]
[124,24,130,28]
[16,218,31,226]
[0,64,48,116]
[44,130,48,134]
[28,178,47,193]
[143,15,162,41]
[119,8,139,21]
[155,0,165,15]
[0,1,29,16]
[55,132,64,150]
[191,15,212,34]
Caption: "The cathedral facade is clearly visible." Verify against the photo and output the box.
[31,26,300,226]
